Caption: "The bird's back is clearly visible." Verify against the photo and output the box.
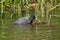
[14,17,29,24]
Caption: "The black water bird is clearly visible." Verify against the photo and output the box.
[14,15,35,25]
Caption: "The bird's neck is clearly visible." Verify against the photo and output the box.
[28,17,34,24]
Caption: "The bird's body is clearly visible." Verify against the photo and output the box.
[14,15,35,25]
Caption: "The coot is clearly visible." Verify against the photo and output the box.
[14,15,35,25]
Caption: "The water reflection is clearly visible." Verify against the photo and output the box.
[0,23,60,40]
[12,25,51,40]
[14,24,39,39]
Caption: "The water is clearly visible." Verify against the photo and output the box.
[0,19,60,40]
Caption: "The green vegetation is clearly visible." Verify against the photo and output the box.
[0,0,60,40]
[0,0,60,25]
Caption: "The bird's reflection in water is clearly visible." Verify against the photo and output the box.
[14,24,32,28]
[14,24,38,33]
[13,24,39,40]
[13,22,56,40]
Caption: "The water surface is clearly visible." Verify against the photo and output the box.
[0,19,60,40]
